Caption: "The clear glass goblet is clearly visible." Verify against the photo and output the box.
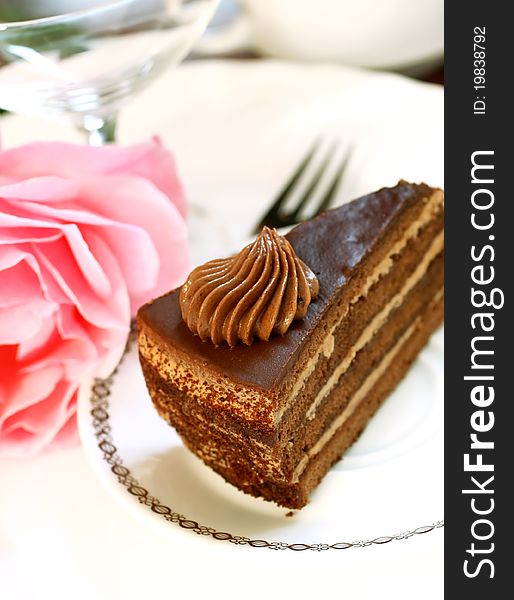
[0,0,219,145]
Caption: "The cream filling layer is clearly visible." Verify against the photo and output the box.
[305,230,444,420]
[291,287,444,483]
[274,190,443,425]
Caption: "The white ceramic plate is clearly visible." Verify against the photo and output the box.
[77,327,443,549]
[75,61,446,550]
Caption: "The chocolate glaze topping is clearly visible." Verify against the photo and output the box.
[180,227,319,347]
[138,182,440,390]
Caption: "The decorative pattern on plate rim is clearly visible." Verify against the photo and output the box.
[89,329,444,551]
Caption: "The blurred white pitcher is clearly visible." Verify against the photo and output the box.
[198,0,443,72]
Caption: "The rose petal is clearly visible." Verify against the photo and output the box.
[0,250,50,308]
[0,245,36,272]
[17,314,56,362]
[0,244,65,322]
[33,236,130,331]
[0,176,80,203]
[2,184,168,300]
[123,136,187,218]
[2,378,74,435]
[0,301,56,345]
[48,411,79,452]
[0,359,62,425]
[76,175,190,311]
[0,226,63,245]
[19,310,99,381]
[0,138,186,216]
[0,380,77,457]
[0,344,17,407]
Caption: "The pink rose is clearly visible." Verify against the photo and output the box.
[0,138,190,456]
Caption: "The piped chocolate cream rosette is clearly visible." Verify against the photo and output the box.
[180,227,319,347]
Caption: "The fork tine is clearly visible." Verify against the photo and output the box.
[290,140,339,220]
[253,138,320,233]
[311,145,353,216]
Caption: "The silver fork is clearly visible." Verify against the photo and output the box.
[253,140,352,234]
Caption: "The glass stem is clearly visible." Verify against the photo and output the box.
[77,113,118,146]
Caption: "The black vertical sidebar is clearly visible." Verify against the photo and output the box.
[445,2,511,596]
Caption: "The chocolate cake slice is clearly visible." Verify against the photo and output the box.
[137,181,444,509]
